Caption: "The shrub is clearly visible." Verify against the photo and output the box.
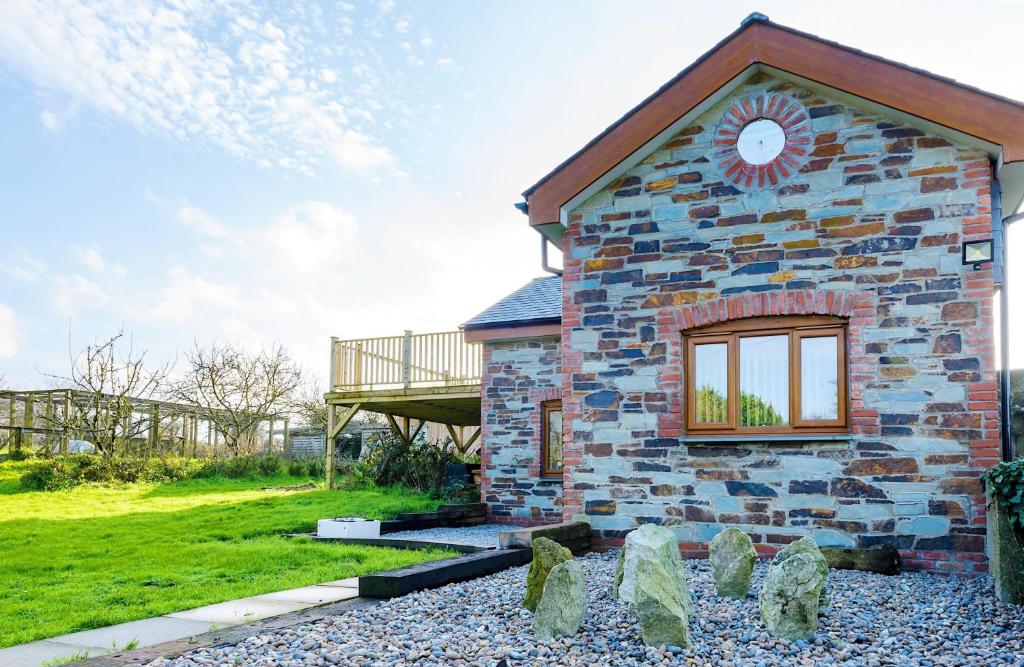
[985,458,1024,529]
[19,453,300,491]
[352,432,461,497]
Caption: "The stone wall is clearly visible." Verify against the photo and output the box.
[479,336,564,525]
[559,74,998,573]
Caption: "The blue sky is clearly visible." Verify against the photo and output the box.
[1,0,1022,387]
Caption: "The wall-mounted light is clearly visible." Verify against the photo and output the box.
[962,238,993,270]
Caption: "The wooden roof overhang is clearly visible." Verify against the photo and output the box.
[523,15,1024,242]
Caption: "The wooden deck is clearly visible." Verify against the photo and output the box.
[324,330,482,484]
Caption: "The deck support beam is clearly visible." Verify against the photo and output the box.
[326,403,361,489]
[445,424,482,455]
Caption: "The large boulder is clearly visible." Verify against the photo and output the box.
[614,524,692,614]
[629,558,690,648]
[524,537,572,612]
[708,527,757,599]
[533,560,587,640]
[759,552,827,640]
[770,536,829,611]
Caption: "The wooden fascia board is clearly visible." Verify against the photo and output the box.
[525,21,1024,227]
[463,322,561,343]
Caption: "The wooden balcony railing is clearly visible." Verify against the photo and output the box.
[330,330,481,392]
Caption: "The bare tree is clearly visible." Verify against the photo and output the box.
[292,378,328,432]
[171,342,303,455]
[44,329,169,456]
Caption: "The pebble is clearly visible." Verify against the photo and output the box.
[144,551,1024,666]
[380,524,518,548]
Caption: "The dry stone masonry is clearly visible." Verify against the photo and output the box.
[555,73,996,573]
[479,337,563,525]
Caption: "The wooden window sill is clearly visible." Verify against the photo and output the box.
[681,434,852,444]
[538,475,564,483]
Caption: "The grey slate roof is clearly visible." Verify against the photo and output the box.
[462,276,562,330]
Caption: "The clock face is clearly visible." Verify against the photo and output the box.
[713,95,812,189]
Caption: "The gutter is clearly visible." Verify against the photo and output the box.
[517,200,564,276]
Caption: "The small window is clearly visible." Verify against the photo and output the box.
[542,400,563,476]
[685,317,847,436]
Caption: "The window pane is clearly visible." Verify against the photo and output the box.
[694,342,729,423]
[546,408,563,471]
[740,335,789,426]
[801,336,839,420]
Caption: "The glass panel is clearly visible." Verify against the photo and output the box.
[740,335,789,426]
[694,342,729,423]
[801,336,839,421]
[546,408,563,471]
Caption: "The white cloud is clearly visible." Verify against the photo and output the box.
[0,0,405,175]
[52,274,110,311]
[1,248,47,283]
[72,244,105,273]
[178,205,228,239]
[395,19,410,33]
[0,304,20,360]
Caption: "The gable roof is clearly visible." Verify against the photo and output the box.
[522,13,1024,229]
[462,276,561,331]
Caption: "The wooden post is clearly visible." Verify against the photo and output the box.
[402,330,412,388]
[23,394,34,453]
[61,392,71,453]
[326,404,337,489]
[330,336,339,390]
[6,395,15,454]
[45,395,55,453]
[150,406,160,451]
[326,403,361,489]
[354,342,364,388]
[282,417,291,458]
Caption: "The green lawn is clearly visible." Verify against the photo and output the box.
[0,461,450,648]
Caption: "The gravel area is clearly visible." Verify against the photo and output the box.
[146,551,1024,667]
[380,524,518,548]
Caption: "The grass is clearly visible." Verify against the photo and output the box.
[0,460,451,648]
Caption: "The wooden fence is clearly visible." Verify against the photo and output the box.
[330,330,481,391]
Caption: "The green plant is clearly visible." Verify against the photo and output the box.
[42,651,90,666]
[18,454,300,491]
[985,458,1024,529]
[352,432,461,497]
[0,459,447,648]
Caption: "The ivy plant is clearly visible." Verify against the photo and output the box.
[984,459,1024,529]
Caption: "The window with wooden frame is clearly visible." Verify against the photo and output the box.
[541,400,563,476]
[684,316,848,436]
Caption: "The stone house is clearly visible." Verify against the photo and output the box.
[462,14,1024,573]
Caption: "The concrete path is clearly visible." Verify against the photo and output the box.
[0,578,359,667]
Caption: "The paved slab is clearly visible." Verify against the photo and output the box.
[2,581,361,666]
[166,597,312,626]
[0,639,106,667]
[254,584,357,605]
[56,616,222,653]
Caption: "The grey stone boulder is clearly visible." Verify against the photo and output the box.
[759,552,827,640]
[770,535,829,612]
[629,558,690,648]
[708,527,757,599]
[524,537,572,612]
[613,524,692,614]
[533,560,586,640]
